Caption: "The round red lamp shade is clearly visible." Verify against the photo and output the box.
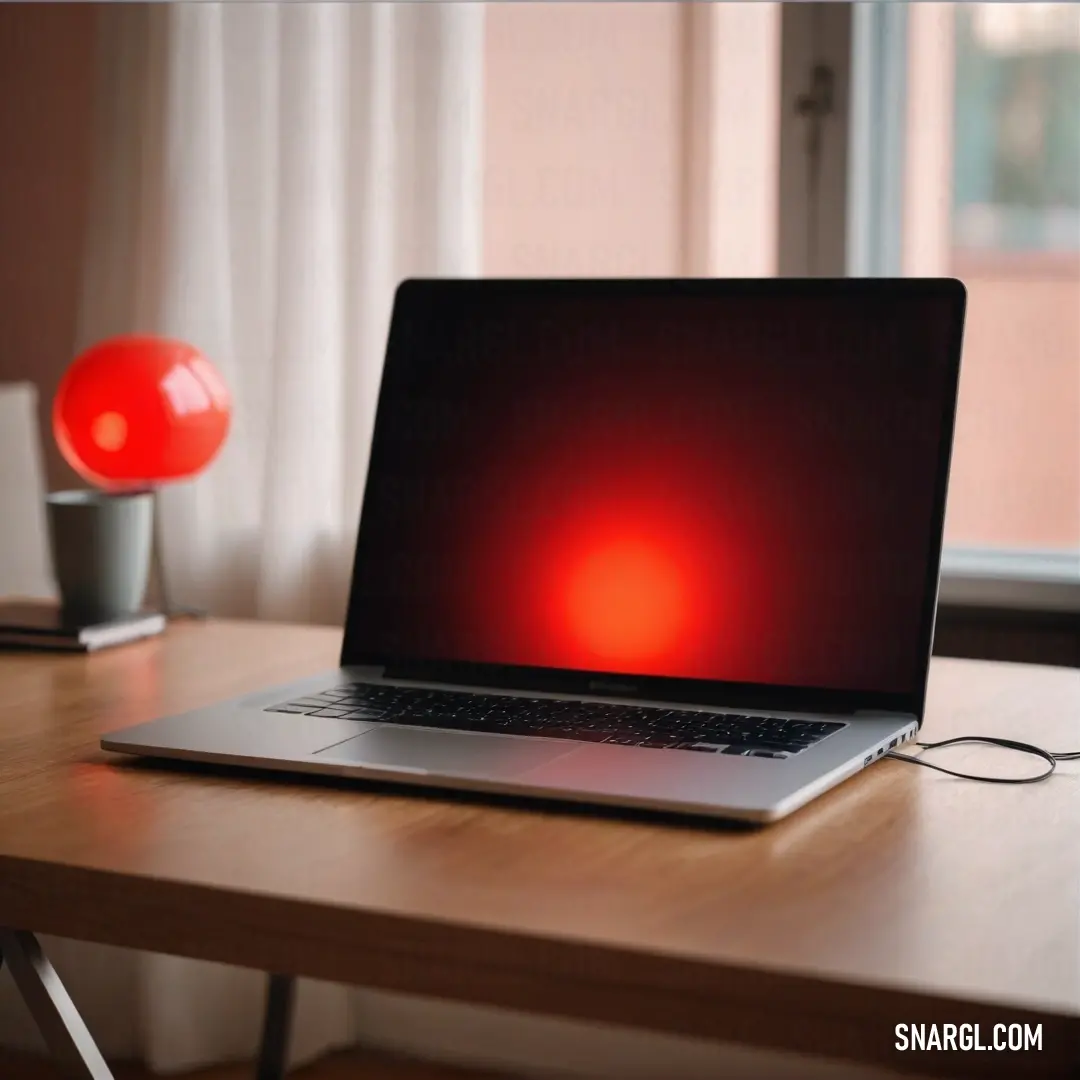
[54,336,231,489]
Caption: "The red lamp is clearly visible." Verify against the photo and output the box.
[51,336,231,617]
[54,335,231,490]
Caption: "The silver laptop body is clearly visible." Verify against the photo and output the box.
[104,278,966,824]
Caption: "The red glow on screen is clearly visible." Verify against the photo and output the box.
[515,482,721,676]
[565,538,687,665]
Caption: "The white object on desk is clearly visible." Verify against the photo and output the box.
[0,383,54,601]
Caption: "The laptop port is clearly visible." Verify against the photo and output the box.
[889,737,898,749]
[864,754,873,766]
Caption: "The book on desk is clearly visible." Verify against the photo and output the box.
[0,600,165,652]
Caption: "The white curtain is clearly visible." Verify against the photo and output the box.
[76,0,483,625]
[0,2,482,1073]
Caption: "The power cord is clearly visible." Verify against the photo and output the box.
[887,736,1080,784]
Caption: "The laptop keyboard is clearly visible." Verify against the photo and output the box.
[266,684,844,757]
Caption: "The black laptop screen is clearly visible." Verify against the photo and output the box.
[343,280,964,705]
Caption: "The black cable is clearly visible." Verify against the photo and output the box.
[887,735,1079,785]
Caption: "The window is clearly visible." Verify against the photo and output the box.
[952,4,1080,254]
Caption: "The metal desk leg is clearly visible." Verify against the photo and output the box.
[0,928,115,1079]
[256,973,296,1080]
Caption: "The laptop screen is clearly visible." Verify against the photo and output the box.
[344,280,964,708]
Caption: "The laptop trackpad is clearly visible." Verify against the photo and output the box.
[313,726,576,778]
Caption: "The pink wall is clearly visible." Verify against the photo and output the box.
[945,269,1080,549]
[483,3,684,277]
[0,3,98,489]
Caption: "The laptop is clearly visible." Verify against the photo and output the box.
[103,278,966,824]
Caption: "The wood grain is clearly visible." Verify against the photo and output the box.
[0,620,1078,1079]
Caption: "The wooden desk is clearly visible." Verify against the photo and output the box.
[0,620,1077,1078]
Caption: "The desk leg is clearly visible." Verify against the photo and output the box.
[255,973,295,1080]
[0,928,115,1079]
